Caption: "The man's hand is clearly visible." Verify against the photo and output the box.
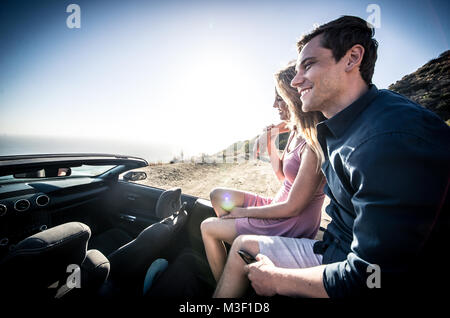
[246,254,278,296]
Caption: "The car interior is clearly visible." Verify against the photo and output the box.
[0,154,218,299]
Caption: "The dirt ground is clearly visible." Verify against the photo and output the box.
[135,160,331,230]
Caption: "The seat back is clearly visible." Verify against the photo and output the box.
[155,187,181,219]
[0,222,91,294]
[107,207,188,294]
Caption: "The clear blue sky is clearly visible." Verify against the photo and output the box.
[0,0,448,160]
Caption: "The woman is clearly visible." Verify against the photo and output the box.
[253,93,290,172]
[201,62,326,282]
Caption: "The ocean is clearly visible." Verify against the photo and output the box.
[0,135,177,163]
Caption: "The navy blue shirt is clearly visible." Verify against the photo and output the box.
[316,85,450,298]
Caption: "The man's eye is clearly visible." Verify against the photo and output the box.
[305,63,312,70]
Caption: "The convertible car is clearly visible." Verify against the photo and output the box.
[0,154,218,300]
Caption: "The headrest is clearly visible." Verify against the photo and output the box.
[0,222,91,289]
[81,249,110,291]
[155,187,182,219]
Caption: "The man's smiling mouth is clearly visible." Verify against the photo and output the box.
[300,88,312,98]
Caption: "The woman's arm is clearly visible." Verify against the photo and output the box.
[266,123,290,181]
[223,146,323,219]
[267,132,285,182]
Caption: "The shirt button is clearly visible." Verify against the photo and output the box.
[334,238,340,244]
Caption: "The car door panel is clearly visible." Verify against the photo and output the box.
[100,181,163,236]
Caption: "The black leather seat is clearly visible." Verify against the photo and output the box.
[81,249,111,293]
[102,205,189,296]
[0,222,110,299]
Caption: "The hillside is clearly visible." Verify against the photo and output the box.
[209,132,289,163]
[389,50,450,123]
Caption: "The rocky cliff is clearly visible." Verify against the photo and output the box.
[389,50,449,123]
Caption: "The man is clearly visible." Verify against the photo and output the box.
[213,15,450,298]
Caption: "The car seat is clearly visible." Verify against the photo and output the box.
[99,202,189,296]
[0,222,110,299]
[88,188,182,257]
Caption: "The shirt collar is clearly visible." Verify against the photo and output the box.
[320,84,379,138]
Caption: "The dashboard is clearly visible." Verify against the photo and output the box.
[0,177,109,258]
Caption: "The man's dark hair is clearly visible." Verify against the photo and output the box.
[297,16,378,85]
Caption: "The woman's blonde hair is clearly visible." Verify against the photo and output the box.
[274,61,326,171]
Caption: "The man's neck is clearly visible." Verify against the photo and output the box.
[323,81,369,119]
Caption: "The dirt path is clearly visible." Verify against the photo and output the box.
[138,161,280,199]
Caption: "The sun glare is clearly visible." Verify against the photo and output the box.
[151,45,262,156]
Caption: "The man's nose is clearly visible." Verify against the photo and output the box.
[291,71,304,88]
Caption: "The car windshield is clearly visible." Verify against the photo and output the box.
[0,164,116,185]
[70,165,117,176]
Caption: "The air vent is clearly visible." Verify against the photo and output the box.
[14,199,30,212]
[0,204,6,216]
[36,195,50,207]
[0,237,8,246]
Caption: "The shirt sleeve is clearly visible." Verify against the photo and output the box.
[322,132,450,298]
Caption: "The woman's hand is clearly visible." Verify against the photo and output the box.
[270,122,289,136]
[221,207,244,219]
[264,124,282,139]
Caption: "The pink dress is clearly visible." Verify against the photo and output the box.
[235,136,325,239]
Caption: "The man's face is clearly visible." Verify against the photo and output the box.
[291,35,346,116]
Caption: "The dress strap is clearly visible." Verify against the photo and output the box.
[280,131,296,161]
[287,135,307,155]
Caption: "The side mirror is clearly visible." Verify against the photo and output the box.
[123,171,147,182]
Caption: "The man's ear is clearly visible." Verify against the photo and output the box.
[345,44,365,72]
